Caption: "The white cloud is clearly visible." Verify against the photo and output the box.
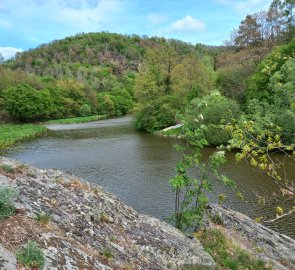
[0,47,23,60]
[147,13,168,24]
[170,15,206,33]
[0,0,126,46]
[52,0,125,31]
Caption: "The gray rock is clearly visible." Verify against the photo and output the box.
[207,204,295,270]
[0,157,215,269]
[0,246,17,270]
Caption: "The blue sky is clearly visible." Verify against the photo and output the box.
[0,0,272,59]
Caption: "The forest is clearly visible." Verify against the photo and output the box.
[0,1,294,207]
[0,1,293,142]
[0,1,295,268]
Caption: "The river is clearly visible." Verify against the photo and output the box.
[5,117,295,238]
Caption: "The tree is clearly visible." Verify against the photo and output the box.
[247,37,295,102]
[234,15,262,47]
[226,119,295,222]
[134,45,182,131]
[3,84,54,121]
[135,44,179,103]
[78,104,91,117]
[183,93,240,145]
[170,117,236,232]
[267,0,295,42]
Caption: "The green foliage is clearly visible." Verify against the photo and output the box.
[78,104,91,117]
[239,57,295,144]
[160,126,183,136]
[183,93,240,145]
[217,66,250,102]
[36,211,52,225]
[170,119,235,232]
[197,228,265,270]
[247,37,295,101]
[0,186,17,219]
[46,115,106,124]
[3,84,54,121]
[97,93,116,116]
[101,248,113,260]
[0,124,46,149]
[0,164,15,173]
[16,240,45,269]
[135,96,179,132]
[226,119,295,217]
[134,42,217,132]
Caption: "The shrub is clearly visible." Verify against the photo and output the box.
[0,164,16,174]
[97,93,115,116]
[0,186,17,219]
[101,248,113,260]
[183,93,240,145]
[36,211,52,225]
[3,84,54,121]
[16,241,45,269]
[135,96,178,132]
[78,104,91,117]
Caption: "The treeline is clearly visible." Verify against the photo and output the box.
[0,33,199,122]
[134,0,294,145]
[0,65,135,121]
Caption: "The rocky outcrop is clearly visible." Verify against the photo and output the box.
[0,157,215,270]
[206,204,295,270]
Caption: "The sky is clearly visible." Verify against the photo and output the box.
[0,0,272,59]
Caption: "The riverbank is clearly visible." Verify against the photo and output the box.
[0,124,47,150]
[1,158,294,269]
[45,115,107,124]
[158,124,183,137]
[0,115,107,151]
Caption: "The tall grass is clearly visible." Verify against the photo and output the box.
[0,124,47,149]
[46,115,106,124]
[196,228,265,270]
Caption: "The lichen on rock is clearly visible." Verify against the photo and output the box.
[0,157,215,269]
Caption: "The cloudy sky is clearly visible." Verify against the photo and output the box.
[0,0,272,59]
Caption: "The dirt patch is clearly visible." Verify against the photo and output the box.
[0,214,43,252]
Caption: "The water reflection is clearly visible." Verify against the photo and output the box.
[6,117,295,238]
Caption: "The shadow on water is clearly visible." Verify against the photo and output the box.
[6,117,295,238]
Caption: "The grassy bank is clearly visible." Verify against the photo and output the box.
[0,115,107,151]
[195,228,265,270]
[46,115,107,124]
[160,126,183,136]
[0,124,47,150]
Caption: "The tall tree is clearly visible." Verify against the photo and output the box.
[234,15,262,47]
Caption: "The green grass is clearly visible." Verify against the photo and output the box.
[46,115,107,124]
[0,124,46,149]
[0,186,17,219]
[16,241,45,269]
[0,164,16,174]
[101,248,113,260]
[36,211,52,225]
[160,126,183,136]
[196,228,266,270]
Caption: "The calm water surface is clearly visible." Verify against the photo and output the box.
[6,117,295,238]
